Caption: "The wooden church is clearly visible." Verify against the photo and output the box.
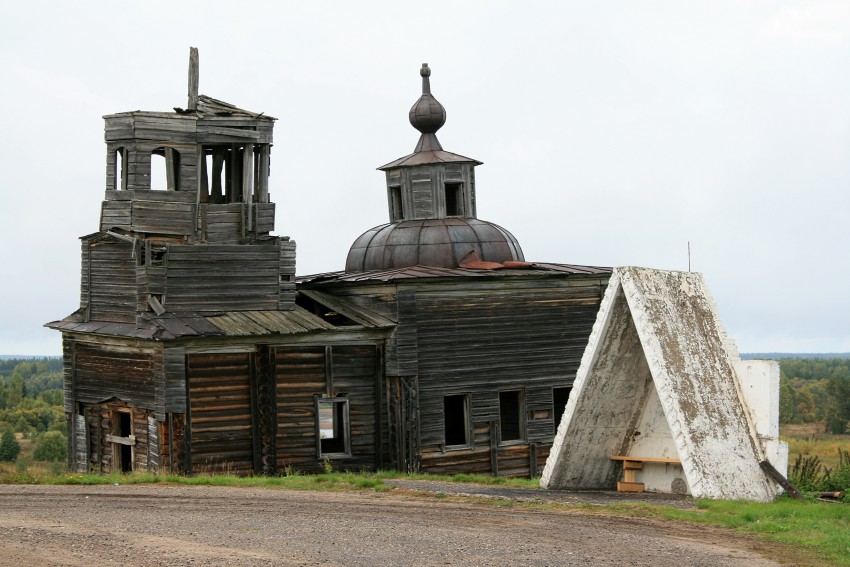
[49,51,610,477]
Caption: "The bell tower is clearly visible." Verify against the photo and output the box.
[102,47,275,243]
[76,48,295,324]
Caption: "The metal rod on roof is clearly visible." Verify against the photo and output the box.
[688,241,691,272]
[188,47,199,111]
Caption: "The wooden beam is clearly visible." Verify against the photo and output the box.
[188,47,199,111]
[760,460,805,500]
[243,143,254,232]
[105,434,136,446]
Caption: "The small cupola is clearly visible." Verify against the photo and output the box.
[345,64,524,272]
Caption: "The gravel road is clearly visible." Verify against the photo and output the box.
[0,483,781,566]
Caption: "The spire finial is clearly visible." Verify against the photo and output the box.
[420,63,431,95]
[409,63,446,151]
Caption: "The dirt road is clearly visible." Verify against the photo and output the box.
[0,484,779,566]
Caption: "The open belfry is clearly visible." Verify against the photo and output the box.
[50,50,611,477]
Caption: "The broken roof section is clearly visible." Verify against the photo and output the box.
[541,266,779,501]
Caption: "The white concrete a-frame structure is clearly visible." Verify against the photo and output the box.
[541,267,783,501]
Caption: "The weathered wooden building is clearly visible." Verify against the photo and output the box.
[49,53,610,477]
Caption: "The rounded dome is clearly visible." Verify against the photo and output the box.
[345,218,524,272]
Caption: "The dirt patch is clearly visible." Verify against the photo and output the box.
[0,484,782,566]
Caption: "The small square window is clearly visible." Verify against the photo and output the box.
[499,390,524,444]
[444,183,463,216]
[444,394,471,448]
[316,397,351,458]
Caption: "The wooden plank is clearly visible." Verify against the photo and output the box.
[188,47,199,111]
[610,455,681,463]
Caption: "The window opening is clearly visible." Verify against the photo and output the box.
[114,147,127,190]
[553,386,572,428]
[389,185,403,222]
[443,394,470,447]
[499,390,523,443]
[317,397,351,457]
[150,150,167,190]
[444,182,463,216]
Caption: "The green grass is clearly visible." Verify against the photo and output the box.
[602,497,850,566]
[1,467,848,565]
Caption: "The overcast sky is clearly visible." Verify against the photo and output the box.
[1,1,848,356]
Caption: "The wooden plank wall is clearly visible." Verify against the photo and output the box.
[70,340,163,409]
[332,345,379,469]
[274,344,380,472]
[86,240,137,323]
[409,279,602,476]
[278,239,296,310]
[186,352,256,475]
[274,346,326,471]
[164,243,280,311]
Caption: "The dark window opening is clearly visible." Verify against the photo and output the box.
[445,182,463,216]
[389,186,403,222]
[553,386,572,428]
[317,398,350,457]
[499,390,523,443]
[444,394,469,447]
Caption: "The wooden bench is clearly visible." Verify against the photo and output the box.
[610,455,682,492]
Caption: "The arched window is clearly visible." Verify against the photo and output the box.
[113,147,127,190]
[151,147,180,190]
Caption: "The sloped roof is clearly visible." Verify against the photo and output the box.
[540,266,778,501]
[299,262,611,285]
[378,149,481,170]
[45,301,390,341]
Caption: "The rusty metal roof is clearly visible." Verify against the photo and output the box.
[299,262,612,285]
[45,303,389,340]
[378,149,481,170]
[346,218,524,272]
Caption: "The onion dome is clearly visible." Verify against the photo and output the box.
[345,218,524,272]
[408,64,446,153]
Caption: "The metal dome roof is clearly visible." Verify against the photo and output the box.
[345,218,524,272]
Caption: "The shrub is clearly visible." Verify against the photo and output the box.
[0,428,20,462]
[32,431,67,462]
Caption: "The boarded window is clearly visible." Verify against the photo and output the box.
[317,397,351,458]
[443,394,470,447]
[553,386,572,428]
[499,390,523,443]
[444,182,463,216]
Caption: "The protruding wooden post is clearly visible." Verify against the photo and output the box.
[188,47,199,111]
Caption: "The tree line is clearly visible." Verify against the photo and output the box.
[779,358,850,434]
[0,358,66,462]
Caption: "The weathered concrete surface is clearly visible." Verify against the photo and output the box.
[541,267,778,502]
